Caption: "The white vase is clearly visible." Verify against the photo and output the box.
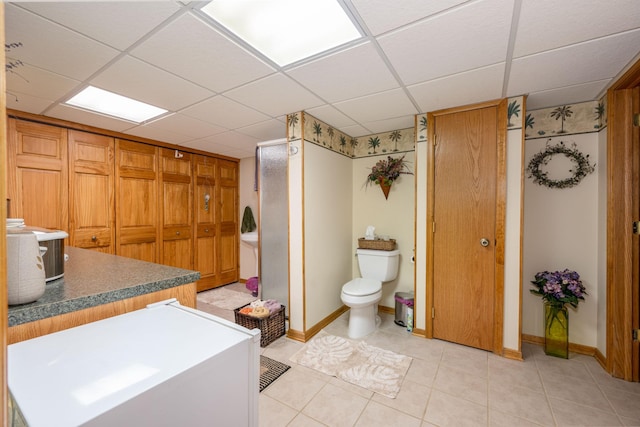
[7,231,47,305]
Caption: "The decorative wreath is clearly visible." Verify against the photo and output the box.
[526,140,595,189]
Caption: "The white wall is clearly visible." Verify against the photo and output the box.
[522,133,599,347]
[304,142,353,326]
[351,152,415,309]
[239,156,258,280]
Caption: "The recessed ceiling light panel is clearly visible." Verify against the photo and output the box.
[201,0,362,66]
[65,86,168,123]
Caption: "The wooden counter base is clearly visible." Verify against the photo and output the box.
[8,282,196,344]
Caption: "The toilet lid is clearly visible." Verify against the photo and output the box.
[343,278,381,296]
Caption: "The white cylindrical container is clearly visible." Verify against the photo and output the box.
[7,230,47,305]
[407,307,413,332]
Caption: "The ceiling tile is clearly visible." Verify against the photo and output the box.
[305,105,358,129]
[334,88,418,123]
[125,124,192,145]
[350,0,471,35]
[181,96,270,129]
[224,74,324,117]
[144,113,227,139]
[6,92,55,116]
[5,4,120,80]
[339,124,373,138]
[408,63,505,113]
[525,79,611,111]
[16,2,181,50]
[131,12,275,93]
[377,0,513,85]
[288,42,399,103]
[514,0,640,57]
[46,104,135,133]
[361,115,415,134]
[508,29,640,95]
[91,56,214,111]
[6,62,79,103]
[236,119,286,141]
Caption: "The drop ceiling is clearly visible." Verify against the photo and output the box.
[5,0,640,159]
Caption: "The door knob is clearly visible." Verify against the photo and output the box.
[480,238,490,247]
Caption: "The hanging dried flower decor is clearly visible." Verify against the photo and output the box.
[365,155,412,199]
[526,140,595,189]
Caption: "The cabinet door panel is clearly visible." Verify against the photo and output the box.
[8,119,68,230]
[160,148,193,269]
[116,140,159,263]
[193,155,217,290]
[69,130,114,253]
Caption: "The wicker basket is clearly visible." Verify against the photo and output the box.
[358,238,396,251]
[234,304,286,347]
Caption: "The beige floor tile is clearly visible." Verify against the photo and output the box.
[287,413,327,427]
[488,356,544,393]
[489,409,546,427]
[541,371,615,413]
[489,383,554,426]
[535,354,592,381]
[432,364,488,406]
[600,385,640,420]
[371,379,430,419]
[328,376,374,399]
[404,357,439,388]
[440,344,489,378]
[424,389,488,427]
[355,401,422,427]
[620,415,640,426]
[261,336,304,364]
[259,395,299,427]
[263,367,327,411]
[302,383,369,427]
[550,399,622,426]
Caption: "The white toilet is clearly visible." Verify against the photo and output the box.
[341,248,400,339]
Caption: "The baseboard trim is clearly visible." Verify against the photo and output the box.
[522,333,597,356]
[286,305,350,343]
[595,348,607,370]
[378,305,394,315]
[502,348,523,361]
[411,328,427,338]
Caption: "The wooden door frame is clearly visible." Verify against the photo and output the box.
[426,98,507,355]
[607,58,640,381]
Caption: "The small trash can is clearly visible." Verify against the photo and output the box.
[394,291,414,328]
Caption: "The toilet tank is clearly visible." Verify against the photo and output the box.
[356,248,400,282]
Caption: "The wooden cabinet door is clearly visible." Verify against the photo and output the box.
[115,139,159,263]
[217,159,239,285]
[7,118,68,230]
[68,130,114,253]
[160,148,193,270]
[194,155,217,291]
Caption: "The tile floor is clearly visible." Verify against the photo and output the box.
[197,288,640,427]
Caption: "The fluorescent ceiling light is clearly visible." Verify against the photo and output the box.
[201,0,362,66]
[65,86,167,123]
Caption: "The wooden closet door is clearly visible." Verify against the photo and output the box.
[430,101,505,353]
[217,159,239,285]
[68,130,114,253]
[7,119,68,230]
[194,155,217,291]
[115,139,160,263]
[160,148,193,270]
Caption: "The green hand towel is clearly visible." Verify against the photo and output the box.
[241,206,257,233]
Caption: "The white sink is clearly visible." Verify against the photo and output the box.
[240,231,258,248]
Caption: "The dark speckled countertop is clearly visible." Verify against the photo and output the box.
[8,246,200,327]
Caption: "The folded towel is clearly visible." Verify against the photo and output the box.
[241,206,257,233]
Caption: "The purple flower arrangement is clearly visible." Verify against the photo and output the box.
[530,269,587,309]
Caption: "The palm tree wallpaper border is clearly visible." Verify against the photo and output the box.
[285,96,606,159]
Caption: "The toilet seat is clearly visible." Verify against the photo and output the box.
[342,278,381,296]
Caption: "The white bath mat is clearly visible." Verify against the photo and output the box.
[198,287,257,310]
[290,331,412,398]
